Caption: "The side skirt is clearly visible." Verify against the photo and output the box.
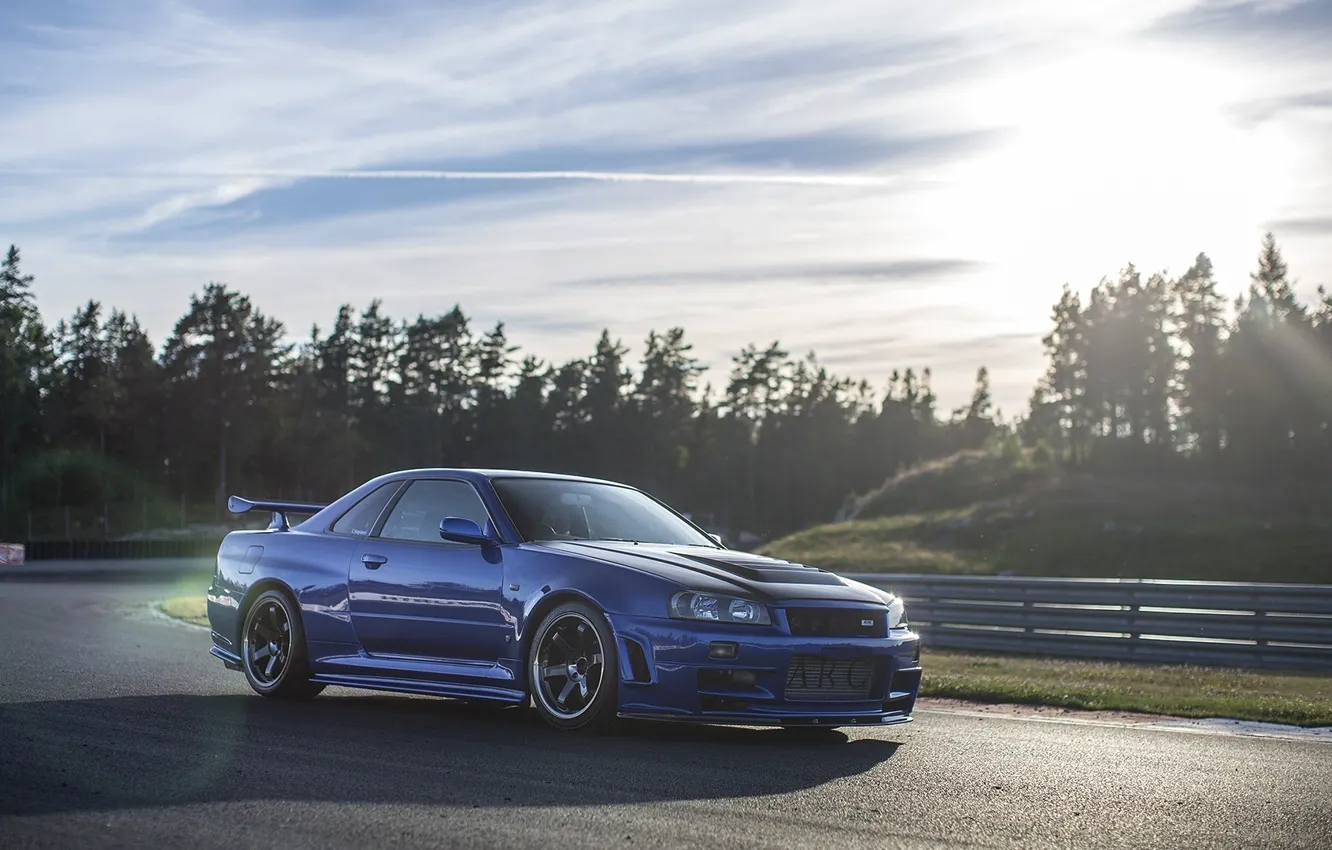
[311,672,528,704]
[213,645,528,704]
[616,711,914,729]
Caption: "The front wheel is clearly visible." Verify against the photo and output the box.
[241,590,325,699]
[528,602,618,731]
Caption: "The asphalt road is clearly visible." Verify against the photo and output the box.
[1,578,1329,849]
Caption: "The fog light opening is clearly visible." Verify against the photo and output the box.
[709,641,738,659]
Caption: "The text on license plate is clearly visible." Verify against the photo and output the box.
[784,655,874,701]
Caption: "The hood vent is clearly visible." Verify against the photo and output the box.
[677,553,846,585]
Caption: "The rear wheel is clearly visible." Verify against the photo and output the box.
[241,590,325,699]
[528,602,618,731]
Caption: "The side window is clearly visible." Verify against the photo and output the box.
[330,482,399,536]
[378,480,492,544]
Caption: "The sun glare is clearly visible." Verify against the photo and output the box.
[942,43,1298,306]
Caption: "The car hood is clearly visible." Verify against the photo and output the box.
[539,541,890,606]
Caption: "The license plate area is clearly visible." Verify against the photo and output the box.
[784,655,874,701]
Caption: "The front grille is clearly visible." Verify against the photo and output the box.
[785,608,885,638]
[784,655,874,701]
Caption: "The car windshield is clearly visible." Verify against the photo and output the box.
[491,478,717,547]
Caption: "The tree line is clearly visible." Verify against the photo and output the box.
[0,244,996,539]
[3,232,1327,541]
[1024,234,1332,479]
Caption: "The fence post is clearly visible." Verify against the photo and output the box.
[1022,584,1034,645]
[1126,585,1141,658]
[1255,600,1269,664]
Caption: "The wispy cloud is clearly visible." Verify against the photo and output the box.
[2,167,911,187]
[123,177,276,232]
[1267,215,1332,236]
[563,259,982,288]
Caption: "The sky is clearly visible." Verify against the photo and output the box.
[3,0,1330,415]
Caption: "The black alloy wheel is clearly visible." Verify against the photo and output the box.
[529,601,618,731]
[241,589,324,699]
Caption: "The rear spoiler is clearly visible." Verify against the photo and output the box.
[227,496,328,531]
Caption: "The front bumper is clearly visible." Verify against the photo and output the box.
[607,612,921,728]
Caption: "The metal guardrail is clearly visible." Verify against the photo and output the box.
[847,573,1332,672]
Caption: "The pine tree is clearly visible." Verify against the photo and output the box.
[960,366,996,448]
[1078,265,1175,459]
[1313,288,1332,471]
[509,355,551,469]
[1221,234,1316,477]
[545,358,588,474]
[55,300,116,464]
[1172,253,1227,457]
[351,300,399,414]
[160,284,289,508]
[634,328,704,496]
[102,310,160,476]
[1251,232,1303,321]
[471,322,518,465]
[579,330,632,478]
[719,343,790,531]
[397,307,475,465]
[317,306,355,417]
[314,306,358,488]
[1037,285,1088,462]
[1140,272,1176,450]
[0,246,53,516]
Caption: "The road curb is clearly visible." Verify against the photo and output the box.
[915,704,1332,742]
[152,600,211,631]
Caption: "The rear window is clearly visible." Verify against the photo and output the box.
[330,482,399,536]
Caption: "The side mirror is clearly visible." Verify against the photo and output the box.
[709,533,724,546]
[439,517,496,547]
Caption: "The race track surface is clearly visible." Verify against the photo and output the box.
[1,578,1329,849]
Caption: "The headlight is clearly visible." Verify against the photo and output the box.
[887,595,906,629]
[670,591,771,625]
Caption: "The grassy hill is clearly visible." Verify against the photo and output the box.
[761,446,1332,583]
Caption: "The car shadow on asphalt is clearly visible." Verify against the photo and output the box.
[0,691,903,816]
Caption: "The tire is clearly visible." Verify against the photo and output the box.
[528,601,619,731]
[241,589,325,700]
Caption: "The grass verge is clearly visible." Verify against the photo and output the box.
[761,509,1332,581]
[160,594,209,627]
[922,650,1332,727]
[760,447,1332,582]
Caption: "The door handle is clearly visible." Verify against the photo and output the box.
[361,554,388,569]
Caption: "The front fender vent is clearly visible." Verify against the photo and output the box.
[623,638,652,683]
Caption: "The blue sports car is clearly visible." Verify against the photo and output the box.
[206,469,921,732]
